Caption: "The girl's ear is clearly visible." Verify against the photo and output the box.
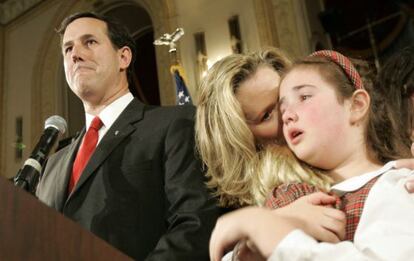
[349,89,370,124]
[118,46,132,70]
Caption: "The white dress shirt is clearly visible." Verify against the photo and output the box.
[270,161,414,261]
[84,92,134,144]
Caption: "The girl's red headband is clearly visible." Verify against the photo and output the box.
[310,50,364,90]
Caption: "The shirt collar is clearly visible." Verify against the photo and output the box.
[331,161,396,193]
[85,92,134,130]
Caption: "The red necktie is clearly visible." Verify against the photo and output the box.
[68,116,103,193]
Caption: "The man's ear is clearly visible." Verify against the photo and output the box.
[118,46,132,70]
[349,89,370,124]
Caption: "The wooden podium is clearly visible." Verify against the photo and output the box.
[0,177,132,260]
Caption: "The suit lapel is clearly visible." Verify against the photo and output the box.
[53,131,83,210]
[66,99,145,202]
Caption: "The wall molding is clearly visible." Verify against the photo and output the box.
[252,0,280,48]
[0,0,44,25]
[271,0,302,58]
[0,25,4,175]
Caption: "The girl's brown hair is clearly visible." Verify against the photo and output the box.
[376,45,414,143]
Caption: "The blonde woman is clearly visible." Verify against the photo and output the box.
[196,48,331,208]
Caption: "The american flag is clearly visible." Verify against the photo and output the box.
[172,67,192,105]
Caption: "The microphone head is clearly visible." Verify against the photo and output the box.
[44,115,67,135]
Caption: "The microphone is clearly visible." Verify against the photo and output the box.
[14,115,67,193]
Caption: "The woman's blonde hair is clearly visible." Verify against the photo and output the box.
[252,145,332,205]
[196,47,291,207]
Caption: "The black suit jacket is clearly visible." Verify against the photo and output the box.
[36,99,220,260]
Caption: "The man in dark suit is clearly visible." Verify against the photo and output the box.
[36,12,220,260]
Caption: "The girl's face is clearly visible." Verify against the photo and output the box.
[278,67,353,169]
[236,65,282,145]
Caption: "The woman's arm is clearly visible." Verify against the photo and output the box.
[209,207,297,261]
[209,193,346,261]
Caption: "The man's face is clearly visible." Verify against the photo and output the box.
[62,17,124,103]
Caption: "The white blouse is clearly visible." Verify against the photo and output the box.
[270,161,414,261]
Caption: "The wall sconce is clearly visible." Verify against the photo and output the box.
[194,32,208,83]
[15,116,24,160]
[228,15,243,54]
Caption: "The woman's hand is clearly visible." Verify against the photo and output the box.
[404,176,414,192]
[232,240,265,261]
[395,143,414,192]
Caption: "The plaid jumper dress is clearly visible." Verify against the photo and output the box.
[265,177,379,241]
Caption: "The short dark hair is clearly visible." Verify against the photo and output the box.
[57,12,136,85]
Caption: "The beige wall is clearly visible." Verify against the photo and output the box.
[252,0,281,48]
[271,0,332,58]
[175,0,261,103]
[2,0,62,178]
[0,24,4,176]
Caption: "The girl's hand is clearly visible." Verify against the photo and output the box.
[274,192,346,242]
